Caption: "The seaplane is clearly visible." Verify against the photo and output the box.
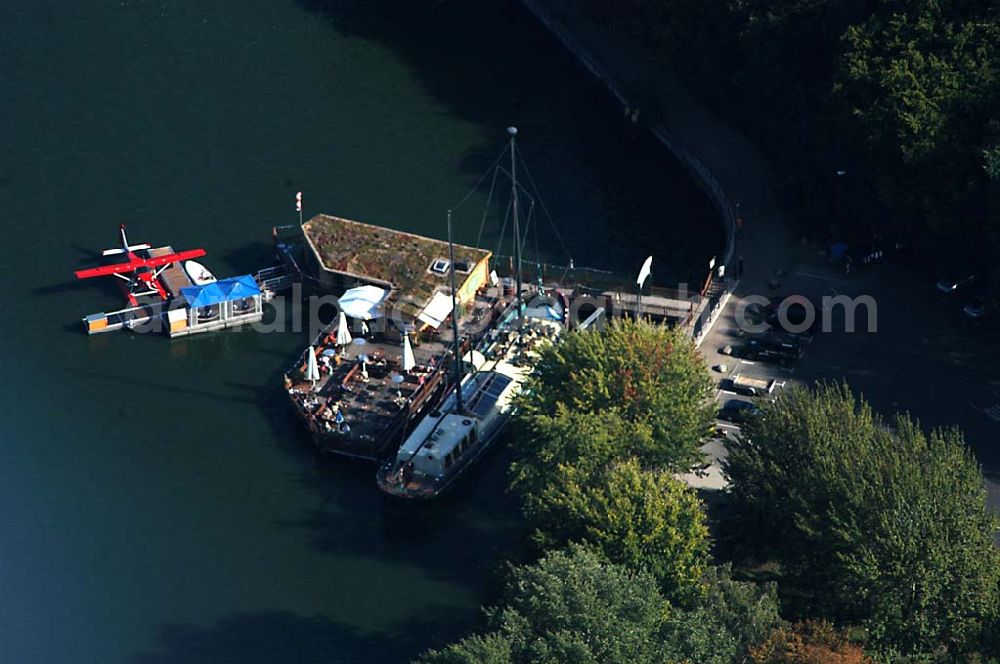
[74,224,207,306]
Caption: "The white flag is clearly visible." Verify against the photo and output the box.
[295,191,303,213]
[636,255,653,287]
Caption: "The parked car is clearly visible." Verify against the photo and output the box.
[725,373,777,397]
[718,399,760,424]
[741,337,804,366]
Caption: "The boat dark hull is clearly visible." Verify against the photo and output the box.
[375,410,511,500]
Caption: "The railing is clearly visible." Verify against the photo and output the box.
[255,265,295,299]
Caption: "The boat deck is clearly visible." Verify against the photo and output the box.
[286,289,515,459]
[288,333,448,458]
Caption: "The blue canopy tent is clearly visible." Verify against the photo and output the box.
[217,274,261,300]
[181,275,261,309]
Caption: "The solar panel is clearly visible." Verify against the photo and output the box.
[469,373,514,419]
[485,373,513,397]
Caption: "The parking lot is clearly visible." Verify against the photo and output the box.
[690,249,1000,513]
[690,257,878,490]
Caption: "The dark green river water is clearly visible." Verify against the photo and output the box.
[0,1,720,661]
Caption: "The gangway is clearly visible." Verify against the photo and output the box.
[255,265,295,300]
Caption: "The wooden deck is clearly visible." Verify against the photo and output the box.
[147,245,193,297]
[287,290,515,460]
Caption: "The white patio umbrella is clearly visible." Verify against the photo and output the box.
[335,311,352,346]
[305,346,320,386]
[337,284,387,321]
[402,333,416,372]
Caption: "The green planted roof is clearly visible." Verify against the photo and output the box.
[302,214,491,311]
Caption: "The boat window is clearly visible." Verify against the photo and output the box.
[469,429,478,445]
[444,453,453,468]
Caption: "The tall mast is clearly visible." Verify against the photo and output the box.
[447,209,465,414]
[508,126,522,321]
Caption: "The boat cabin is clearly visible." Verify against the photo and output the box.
[407,413,479,476]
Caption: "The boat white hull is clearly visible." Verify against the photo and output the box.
[184,260,216,285]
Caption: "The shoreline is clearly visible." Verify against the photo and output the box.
[520,0,1000,514]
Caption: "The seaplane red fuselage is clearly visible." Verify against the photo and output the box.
[74,224,206,306]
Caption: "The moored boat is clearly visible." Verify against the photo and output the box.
[183,260,216,285]
[376,313,559,499]
[377,127,563,499]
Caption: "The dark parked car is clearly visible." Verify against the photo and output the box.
[741,337,804,366]
[718,399,760,424]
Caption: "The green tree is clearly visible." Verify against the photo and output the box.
[664,564,784,664]
[725,383,1000,654]
[508,409,657,531]
[519,318,715,469]
[415,544,673,664]
[833,2,1000,249]
[417,548,785,664]
[509,411,710,602]
[415,633,512,664]
[573,459,709,604]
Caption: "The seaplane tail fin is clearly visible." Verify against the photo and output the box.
[107,224,151,255]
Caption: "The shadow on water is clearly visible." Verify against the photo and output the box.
[292,0,723,281]
[130,605,478,664]
[65,368,261,407]
[214,336,524,592]
[278,431,528,591]
[216,241,280,275]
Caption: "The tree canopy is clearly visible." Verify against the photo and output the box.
[511,423,710,603]
[518,318,715,469]
[725,383,1000,655]
[663,564,784,664]
[415,546,783,664]
[750,620,873,664]
[576,0,1000,264]
[415,545,673,664]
